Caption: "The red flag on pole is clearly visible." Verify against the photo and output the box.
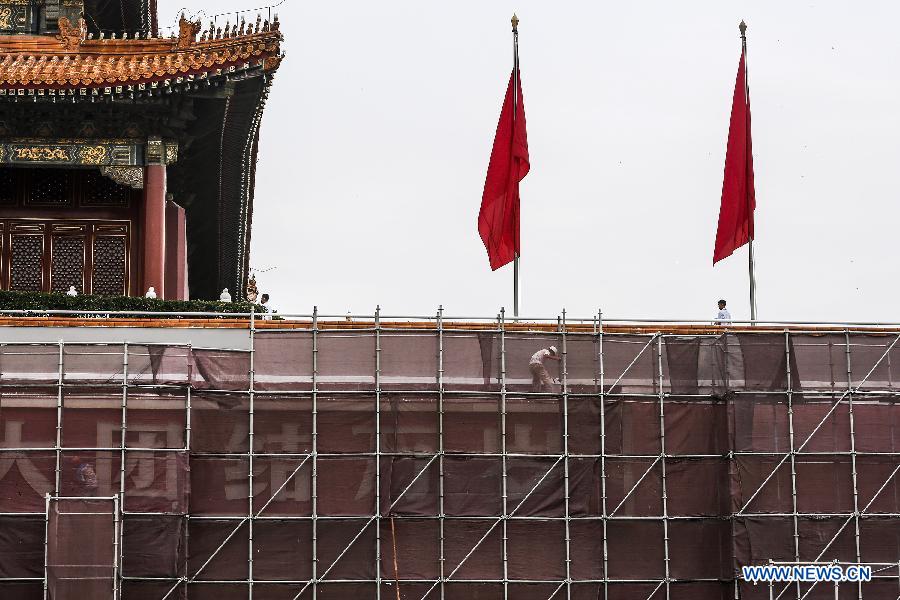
[713,50,755,264]
[479,69,530,271]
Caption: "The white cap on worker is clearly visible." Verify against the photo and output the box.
[549,346,558,354]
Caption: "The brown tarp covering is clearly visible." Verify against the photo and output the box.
[0,330,898,598]
[46,498,117,600]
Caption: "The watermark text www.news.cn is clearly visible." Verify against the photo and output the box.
[742,565,872,584]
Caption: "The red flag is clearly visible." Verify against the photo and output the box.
[713,50,755,264]
[479,69,530,271]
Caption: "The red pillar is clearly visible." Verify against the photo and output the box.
[165,200,188,300]
[142,165,166,298]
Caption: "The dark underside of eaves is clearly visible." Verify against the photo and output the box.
[83,0,152,34]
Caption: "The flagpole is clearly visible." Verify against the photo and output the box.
[740,20,758,323]
[512,13,521,318]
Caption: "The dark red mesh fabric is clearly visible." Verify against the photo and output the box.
[605,398,661,454]
[791,334,848,391]
[190,457,249,515]
[253,520,313,580]
[737,333,792,391]
[666,458,729,516]
[849,335,900,392]
[317,457,375,516]
[734,517,795,564]
[191,393,250,452]
[128,345,191,386]
[122,516,184,578]
[797,517,858,563]
[122,451,189,512]
[380,395,438,453]
[381,333,439,391]
[606,520,665,579]
[252,457,312,516]
[187,520,249,581]
[316,519,376,579]
[605,458,663,517]
[443,396,500,452]
[0,451,54,512]
[253,395,312,453]
[664,336,701,395]
[0,344,59,384]
[602,335,660,395]
[0,582,44,600]
[0,517,43,578]
[442,333,499,392]
[46,498,116,600]
[856,457,900,513]
[63,345,125,384]
[569,520,604,579]
[668,520,731,579]
[191,350,250,391]
[316,332,375,391]
[567,398,601,454]
[120,581,186,600]
[380,457,438,516]
[566,334,600,394]
[317,396,375,453]
[443,519,502,580]
[507,519,566,579]
[443,457,501,516]
[253,332,313,392]
[507,458,565,517]
[665,400,728,454]
[0,330,896,597]
[859,517,900,563]
[380,517,440,580]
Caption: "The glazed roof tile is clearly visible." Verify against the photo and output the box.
[0,17,282,89]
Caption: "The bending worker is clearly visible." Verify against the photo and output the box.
[529,345,560,392]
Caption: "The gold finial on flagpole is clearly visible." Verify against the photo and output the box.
[511,13,519,32]
[739,20,747,40]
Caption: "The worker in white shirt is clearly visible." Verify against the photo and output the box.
[529,346,560,392]
[714,299,732,325]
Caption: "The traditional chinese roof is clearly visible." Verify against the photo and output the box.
[0,10,284,300]
[0,16,282,94]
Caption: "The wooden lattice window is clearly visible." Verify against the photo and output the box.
[9,232,44,291]
[91,236,127,296]
[27,169,72,206]
[50,234,85,293]
[81,170,131,208]
[0,168,18,205]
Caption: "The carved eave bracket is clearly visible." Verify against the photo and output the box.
[100,166,143,189]
[145,137,178,165]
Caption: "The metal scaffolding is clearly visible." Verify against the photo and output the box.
[0,310,897,599]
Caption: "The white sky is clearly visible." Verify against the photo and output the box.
[159,0,900,322]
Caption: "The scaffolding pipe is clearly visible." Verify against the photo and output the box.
[599,309,609,600]
[500,308,509,598]
[738,334,900,515]
[118,342,129,600]
[312,306,319,600]
[844,331,863,600]
[375,306,383,600]
[437,305,446,600]
[656,336,671,600]
[248,308,256,599]
[560,311,572,600]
